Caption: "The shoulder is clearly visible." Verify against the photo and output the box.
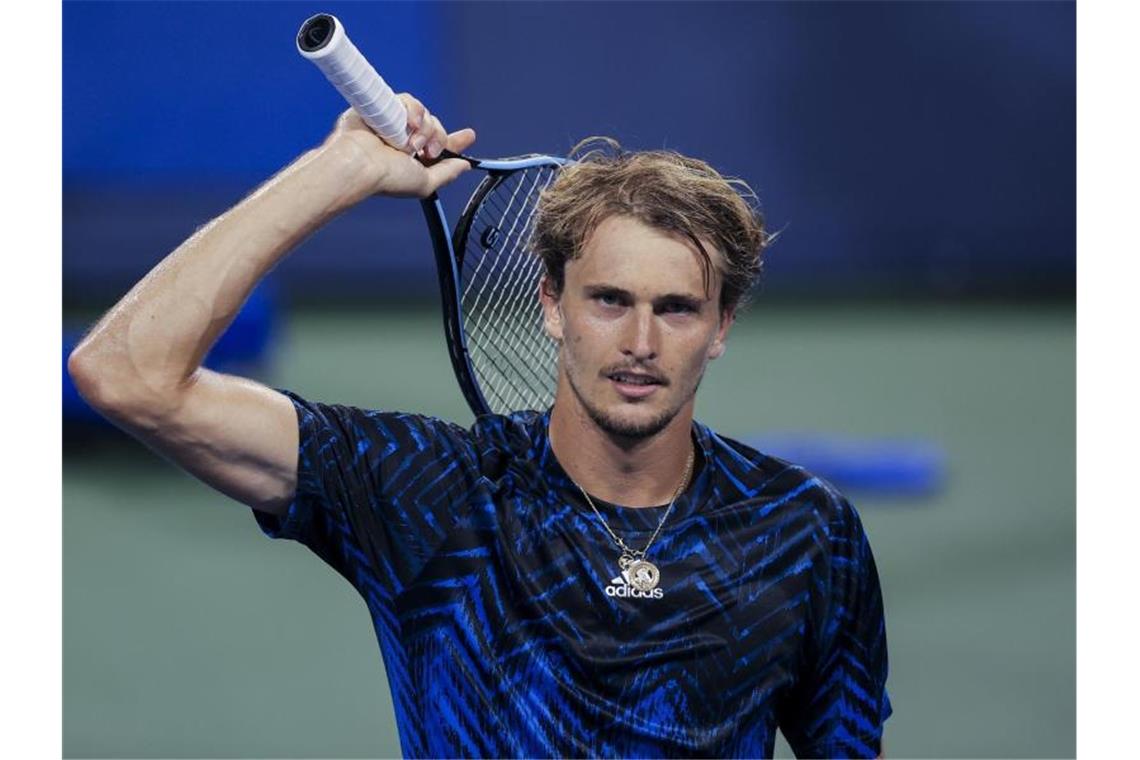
[466,409,549,479]
[283,390,475,455]
[469,409,546,453]
[698,422,844,505]
[282,390,549,467]
[698,422,861,533]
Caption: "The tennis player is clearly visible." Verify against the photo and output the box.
[69,97,892,758]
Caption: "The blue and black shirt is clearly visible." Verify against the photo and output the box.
[254,392,892,758]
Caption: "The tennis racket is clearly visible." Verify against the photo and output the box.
[297,13,565,417]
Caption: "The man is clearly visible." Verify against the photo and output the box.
[70,96,891,758]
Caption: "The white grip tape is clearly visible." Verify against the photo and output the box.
[297,15,409,149]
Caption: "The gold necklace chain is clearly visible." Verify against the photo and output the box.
[573,444,695,562]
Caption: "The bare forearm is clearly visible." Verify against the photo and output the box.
[69,139,370,416]
[69,98,475,429]
[63,100,472,515]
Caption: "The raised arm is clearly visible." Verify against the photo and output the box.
[68,99,475,516]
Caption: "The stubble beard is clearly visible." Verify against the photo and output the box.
[563,361,704,441]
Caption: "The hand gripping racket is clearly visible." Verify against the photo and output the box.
[297,13,566,417]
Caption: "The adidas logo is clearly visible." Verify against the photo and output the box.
[605,569,665,599]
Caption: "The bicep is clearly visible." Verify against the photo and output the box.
[122,368,299,516]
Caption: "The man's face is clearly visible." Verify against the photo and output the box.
[540,215,734,440]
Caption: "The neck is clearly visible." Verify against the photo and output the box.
[548,390,695,508]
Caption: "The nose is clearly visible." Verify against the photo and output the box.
[622,306,658,362]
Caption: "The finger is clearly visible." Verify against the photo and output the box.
[397,93,426,130]
[410,111,434,155]
[423,155,472,192]
[418,113,437,158]
[410,110,444,157]
[423,113,451,159]
[423,129,478,190]
[446,128,478,155]
[397,93,428,153]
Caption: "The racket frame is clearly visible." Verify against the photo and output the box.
[421,154,568,418]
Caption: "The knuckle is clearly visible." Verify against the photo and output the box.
[398,93,423,123]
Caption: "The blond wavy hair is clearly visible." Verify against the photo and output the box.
[532,138,769,314]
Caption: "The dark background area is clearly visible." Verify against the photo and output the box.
[63,1,1074,306]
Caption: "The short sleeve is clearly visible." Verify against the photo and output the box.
[778,497,893,758]
[252,391,483,603]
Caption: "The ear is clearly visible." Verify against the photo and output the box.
[538,275,564,342]
[707,308,735,360]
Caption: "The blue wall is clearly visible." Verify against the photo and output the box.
[64,1,1074,302]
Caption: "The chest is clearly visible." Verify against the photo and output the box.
[393,490,818,712]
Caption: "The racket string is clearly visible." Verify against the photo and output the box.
[459,165,561,414]
[464,170,549,315]
[468,182,549,346]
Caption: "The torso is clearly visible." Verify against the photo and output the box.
[388,411,828,758]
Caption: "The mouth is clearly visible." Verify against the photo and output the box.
[606,370,666,399]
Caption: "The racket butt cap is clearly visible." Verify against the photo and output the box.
[297,13,340,57]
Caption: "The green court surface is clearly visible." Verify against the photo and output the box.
[63,302,1074,758]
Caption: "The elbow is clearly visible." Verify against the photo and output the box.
[67,344,168,426]
[67,344,107,408]
[68,344,128,419]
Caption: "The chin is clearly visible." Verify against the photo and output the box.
[582,395,682,440]
[563,364,694,441]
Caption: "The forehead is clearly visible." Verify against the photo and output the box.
[571,215,722,297]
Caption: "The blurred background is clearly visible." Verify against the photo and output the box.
[63,1,1074,757]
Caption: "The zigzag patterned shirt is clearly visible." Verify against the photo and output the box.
[253,392,892,758]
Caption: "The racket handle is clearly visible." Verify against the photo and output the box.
[296,13,409,150]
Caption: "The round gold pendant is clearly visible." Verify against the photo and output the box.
[625,559,660,592]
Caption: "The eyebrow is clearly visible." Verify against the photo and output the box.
[583,284,708,307]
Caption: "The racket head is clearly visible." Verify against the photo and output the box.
[427,155,568,417]
[295,16,568,417]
